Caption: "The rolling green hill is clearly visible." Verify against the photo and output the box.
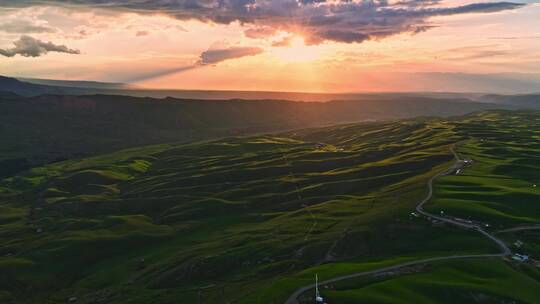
[317,259,540,304]
[0,87,516,179]
[427,111,540,226]
[1,110,539,304]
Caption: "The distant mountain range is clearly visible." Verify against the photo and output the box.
[19,77,132,90]
[0,75,488,102]
[1,75,539,178]
[480,94,540,108]
[2,75,540,105]
[0,76,64,96]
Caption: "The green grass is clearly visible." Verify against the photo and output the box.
[319,259,540,304]
[1,110,539,303]
[427,112,540,228]
[0,93,510,178]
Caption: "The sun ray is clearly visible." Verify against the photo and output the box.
[270,36,324,63]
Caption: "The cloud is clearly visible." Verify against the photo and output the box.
[0,1,528,44]
[490,35,540,40]
[0,35,80,57]
[244,26,276,39]
[135,30,149,37]
[0,19,55,34]
[198,46,263,65]
[124,46,263,83]
[272,37,292,47]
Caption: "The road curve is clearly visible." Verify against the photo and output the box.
[416,145,511,256]
[284,144,512,304]
[284,253,503,304]
[497,225,540,234]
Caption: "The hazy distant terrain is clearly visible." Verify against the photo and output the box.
[481,94,540,108]
[0,83,518,178]
[19,78,132,90]
[1,76,540,304]
[2,76,480,101]
[7,73,540,99]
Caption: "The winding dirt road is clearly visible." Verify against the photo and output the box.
[284,144,512,304]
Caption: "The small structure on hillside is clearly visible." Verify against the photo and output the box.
[315,274,325,304]
[512,254,529,262]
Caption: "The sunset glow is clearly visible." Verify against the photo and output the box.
[270,37,324,63]
[0,1,539,93]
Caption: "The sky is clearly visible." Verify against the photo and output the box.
[0,0,539,93]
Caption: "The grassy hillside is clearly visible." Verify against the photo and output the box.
[0,92,514,178]
[427,111,540,226]
[293,111,540,304]
[1,110,539,304]
[317,259,540,304]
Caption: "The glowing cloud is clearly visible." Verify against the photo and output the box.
[0,1,527,44]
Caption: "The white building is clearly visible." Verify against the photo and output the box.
[512,254,529,262]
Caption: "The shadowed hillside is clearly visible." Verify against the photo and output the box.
[481,94,540,108]
[0,92,514,178]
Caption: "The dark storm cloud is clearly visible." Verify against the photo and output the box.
[0,35,80,57]
[0,1,527,44]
